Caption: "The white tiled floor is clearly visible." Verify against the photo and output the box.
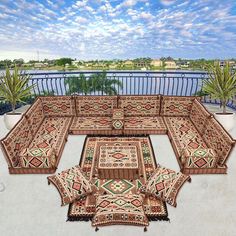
[0,104,235,236]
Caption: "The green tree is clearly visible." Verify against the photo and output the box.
[56,58,73,66]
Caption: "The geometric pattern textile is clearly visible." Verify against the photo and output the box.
[118,95,161,117]
[189,99,211,135]
[97,141,139,179]
[181,148,217,168]
[124,116,167,135]
[41,96,75,117]
[202,117,235,166]
[75,96,118,117]
[92,194,149,227]
[19,147,56,168]
[164,116,208,157]
[160,96,199,116]
[112,108,124,130]
[141,164,191,207]
[67,136,168,221]
[47,165,94,206]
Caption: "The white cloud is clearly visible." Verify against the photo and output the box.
[160,0,176,6]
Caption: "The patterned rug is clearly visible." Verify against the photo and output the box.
[67,136,169,222]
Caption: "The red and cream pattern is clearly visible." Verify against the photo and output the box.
[75,96,117,117]
[92,194,149,227]
[112,108,124,130]
[69,117,114,135]
[19,147,56,168]
[97,141,139,179]
[202,118,235,166]
[164,116,208,157]
[41,96,75,117]
[68,137,168,221]
[124,117,167,135]
[26,117,71,166]
[161,96,199,116]
[141,165,191,207]
[181,148,217,169]
[118,95,161,117]
[190,99,211,134]
[25,98,44,136]
[1,116,33,168]
[47,165,94,206]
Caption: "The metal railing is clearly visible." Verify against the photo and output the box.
[0,70,235,114]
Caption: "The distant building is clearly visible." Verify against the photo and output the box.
[34,62,46,68]
[216,60,236,68]
[178,61,190,68]
[123,60,134,67]
[150,59,163,67]
[135,61,148,68]
[109,63,117,69]
[165,61,177,69]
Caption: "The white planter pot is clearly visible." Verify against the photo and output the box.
[214,113,235,132]
[4,112,22,130]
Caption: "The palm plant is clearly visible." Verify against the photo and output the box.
[202,63,236,113]
[0,66,35,113]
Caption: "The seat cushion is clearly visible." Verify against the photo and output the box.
[47,165,94,206]
[124,116,167,135]
[92,194,149,227]
[160,96,199,117]
[118,95,160,117]
[75,96,118,117]
[181,148,217,169]
[29,117,72,158]
[190,99,211,134]
[69,117,116,135]
[164,117,207,157]
[140,165,191,207]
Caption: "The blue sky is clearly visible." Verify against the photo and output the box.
[0,0,236,61]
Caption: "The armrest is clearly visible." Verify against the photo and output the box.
[19,147,56,168]
[181,148,218,168]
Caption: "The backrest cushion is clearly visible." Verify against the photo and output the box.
[118,95,161,116]
[202,117,235,166]
[75,96,117,117]
[41,96,75,117]
[1,116,33,168]
[190,99,211,134]
[25,98,44,136]
[160,96,200,117]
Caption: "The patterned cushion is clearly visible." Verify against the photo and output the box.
[92,194,149,227]
[160,96,200,116]
[112,108,124,130]
[29,117,72,157]
[75,96,117,117]
[118,95,160,117]
[19,147,56,168]
[202,118,235,166]
[47,165,94,206]
[124,116,167,135]
[25,98,45,136]
[164,117,207,157]
[141,165,191,207]
[41,96,75,117]
[181,148,217,169]
[190,99,211,134]
[69,117,114,135]
[1,116,33,168]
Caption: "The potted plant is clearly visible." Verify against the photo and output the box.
[0,66,35,130]
[202,63,236,131]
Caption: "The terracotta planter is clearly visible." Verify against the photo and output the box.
[3,112,22,130]
[214,113,235,131]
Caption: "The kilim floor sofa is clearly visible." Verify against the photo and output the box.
[1,95,235,174]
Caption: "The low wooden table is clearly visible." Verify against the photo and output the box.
[98,142,139,179]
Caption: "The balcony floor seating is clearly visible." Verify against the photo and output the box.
[1,95,235,175]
